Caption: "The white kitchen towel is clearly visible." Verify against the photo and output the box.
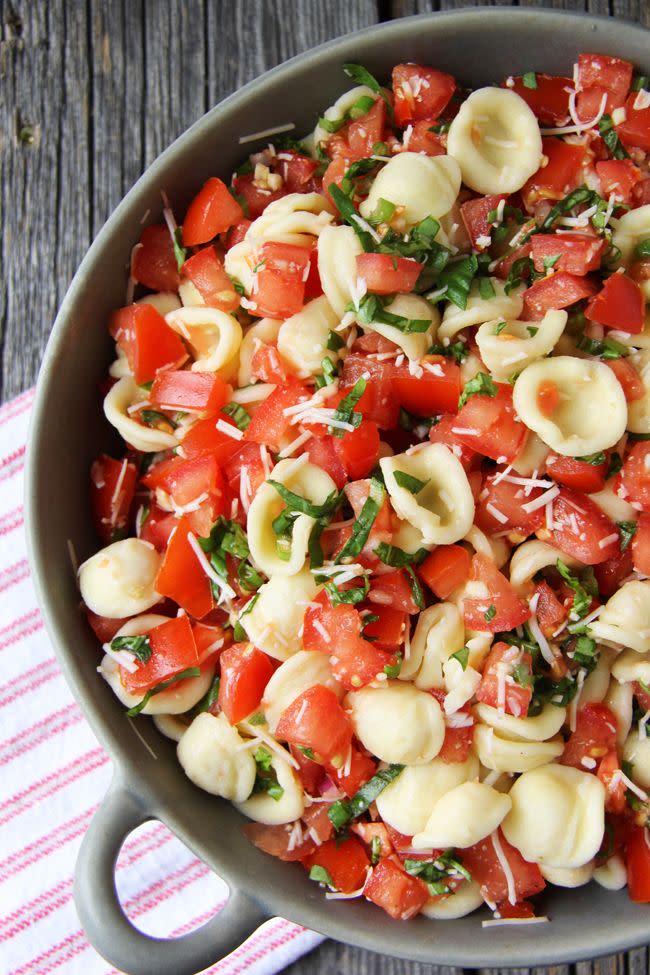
[0,389,325,975]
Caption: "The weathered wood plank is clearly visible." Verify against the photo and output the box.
[282,939,463,975]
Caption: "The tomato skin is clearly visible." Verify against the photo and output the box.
[585,273,645,334]
[369,569,421,615]
[143,452,224,509]
[155,516,214,619]
[138,503,178,552]
[334,419,381,481]
[596,159,642,202]
[417,544,471,600]
[606,357,645,403]
[306,436,348,490]
[476,642,533,718]
[364,858,429,920]
[475,472,546,535]
[598,749,627,815]
[576,86,625,123]
[461,829,545,904]
[250,342,287,384]
[273,150,320,193]
[91,455,137,544]
[250,241,311,319]
[392,63,456,127]
[109,304,188,385]
[545,453,607,494]
[627,827,650,903]
[132,224,180,292]
[181,246,240,313]
[304,836,370,894]
[404,120,445,156]
[619,95,650,153]
[232,173,287,218]
[451,384,528,464]
[523,138,587,206]
[534,580,568,636]
[530,234,604,276]
[244,381,310,451]
[150,370,231,415]
[463,554,530,633]
[392,357,461,417]
[509,75,572,125]
[182,177,244,246]
[359,604,406,650]
[218,642,274,724]
[549,487,621,564]
[348,99,387,159]
[356,253,423,295]
[561,703,618,769]
[428,414,476,470]
[87,609,131,644]
[621,442,650,512]
[328,747,377,798]
[460,194,507,251]
[578,53,633,99]
[594,545,633,599]
[340,357,400,429]
[275,685,353,766]
[223,219,252,250]
[122,615,199,694]
[181,412,242,465]
[632,513,650,575]
[522,272,598,321]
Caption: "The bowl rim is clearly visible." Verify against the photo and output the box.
[25,6,650,966]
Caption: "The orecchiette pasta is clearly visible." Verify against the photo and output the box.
[153,713,191,742]
[138,291,182,315]
[605,678,634,748]
[238,317,282,387]
[589,481,639,524]
[513,356,628,456]
[177,712,256,802]
[412,781,512,849]
[581,647,618,705]
[308,85,375,152]
[420,881,484,920]
[612,204,650,274]
[476,310,567,382]
[277,296,341,378]
[612,648,650,685]
[540,862,594,888]
[359,153,462,227]
[589,581,650,652]
[623,733,650,790]
[317,224,364,317]
[104,377,179,452]
[346,682,445,765]
[380,444,475,546]
[439,279,523,341]
[399,602,465,686]
[243,569,319,661]
[447,88,543,194]
[261,650,343,732]
[593,854,627,891]
[166,306,242,374]
[464,525,510,570]
[79,539,161,618]
[509,540,578,596]
[474,702,566,742]
[473,723,564,774]
[361,293,439,361]
[626,351,650,433]
[510,431,550,477]
[234,750,304,824]
[375,755,479,835]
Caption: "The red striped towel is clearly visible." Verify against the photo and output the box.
[0,390,324,975]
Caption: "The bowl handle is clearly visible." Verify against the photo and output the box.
[74,773,269,975]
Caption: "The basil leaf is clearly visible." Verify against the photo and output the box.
[328,763,404,829]
[484,604,497,623]
[404,565,425,610]
[337,478,385,561]
[543,254,561,272]
[324,576,370,606]
[249,711,267,725]
[522,71,538,89]
[127,667,202,717]
[577,333,630,360]
[327,329,345,352]
[504,256,533,295]
[111,634,152,664]
[451,646,469,670]
[429,120,451,135]
[538,186,600,233]
[328,183,376,251]
[635,238,650,258]
[309,865,334,886]
[222,402,251,431]
[598,114,630,161]
[354,293,431,335]
[330,377,366,438]
[556,560,592,618]
[192,673,220,715]
[342,63,392,118]
[576,451,606,466]
[574,635,598,669]
[268,482,340,520]
[618,520,637,552]
[367,197,396,227]
[173,226,187,272]
[318,115,346,134]
[393,470,429,494]
[427,340,468,364]
[254,746,273,772]
[633,75,650,91]
[375,542,428,568]
[433,255,478,309]
[384,655,402,679]
[479,277,496,300]
[458,371,497,410]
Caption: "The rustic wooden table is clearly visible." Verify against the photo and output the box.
[2,0,649,973]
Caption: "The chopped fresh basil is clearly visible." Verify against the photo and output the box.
[573,635,598,670]
[342,63,392,118]
[268,482,340,522]
[324,576,370,606]
[315,356,339,389]
[127,667,202,717]
[384,654,402,679]
[479,277,496,300]
[199,517,256,586]
[504,256,533,295]
[228,274,246,296]
[367,197,397,227]
[538,187,601,235]
[340,157,384,196]
[618,520,638,552]
[404,851,471,896]
[222,401,251,430]
[328,183,376,251]
[375,542,428,568]
[432,255,478,310]
[427,340,469,364]
[318,115,346,134]
[576,451,606,466]
[522,71,538,89]
[192,673,221,715]
[327,329,345,352]
[173,226,187,272]
[429,120,451,135]
[484,604,497,623]
[607,452,623,479]
[393,470,429,494]
[598,114,630,161]
[328,377,366,438]
[254,746,273,772]
[450,646,469,671]
[458,371,497,410]
[635,238,650,258]
[309,864,334,886]
[299,746,316,760]
[370,835,382,865]
[328,763,405,829]
[337,478,385,561]
[252,747,284,801]
[354,293,431,335]
[556,560,593,618]
[350,94,377,119]
[633,75,650,91]
[576,334,630,360]
[137,504,150,533]
[141,410,177,430]
[543,254,561,272]
[526,325,539,337]
[512,661,533,688]
[405,565,425,610]
[249,711,267,726]
[111,634,152,665]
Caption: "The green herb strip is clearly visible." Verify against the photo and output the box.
[328,763,404,829]
[127,667,202,717]
[337,478,385,561]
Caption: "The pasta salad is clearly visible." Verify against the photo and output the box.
[79,52,650,924]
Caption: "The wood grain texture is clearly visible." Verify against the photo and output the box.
[1,1,649,974]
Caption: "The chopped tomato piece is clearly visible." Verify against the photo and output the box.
[476,642,533,718]
[461,830,545,904]
[348,99,386,159]
[305,435,348,490]
[181,246,240,313]
[273,151,320,193]
[122,615,199,694]
[334,419,381,481]
[460,194,507,251]
[509,74,572,125]
[327,747,377,798]
[392,63,456,127]
[182,177,244,246]
[594,545,633,599]
[244,821,315,862]
[223,441,268,511]
[87,610,131,644]
[596,159,642,202]
[576,86,625,123]
[304,836,370,894]
[417,545,471,600]
[249,241,311,319]
[523,138,587,207]
[150,370,231,415]
[90,455,137,544]
[428,414,476,470]
[585,273,645,334]
[545,453,607,494]
[244,381,310,451]
[451,384,528,464]
[404,119,445,156]
[475,471,546,536]
[232,173,287,218]
[369,569,421,615]
[138,503,178,552]
[392,357,461,417]
[530,234,604,276]
[321,156,350,208]
[578,53,633,100]
[144,452,225,510]
[606,357,645,403]
[632,513,650,575]
[627,826,650,903]
[429,688,474,763]
[364,858,429,920]
[155,516,214,619]
[498,900,537,920]
[218,642,274,724]
[340,358,400,429]
[223,219,252,250]
[534,580,568,636]
[352,822,393,860]
[109,304,188,384]
[132,224,180,292]
[463,554,530,634]
[522,272,598,321]
[619,95,650,153]
[356,253,423,295]
[598,749,627,815]
[561,703,618,769]
[250,342,287,384]
[359,604,406,650]
[621,442,650,512]
[549,487,621,564]
[493,243,533,282]
[181,411,242,465]
[291,744,326,795]
[275,684,353,766]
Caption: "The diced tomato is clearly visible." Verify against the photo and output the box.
[561,703,618,769]
[634,178,650,207]
[352,822,393,860]
[143,452,225,516]
[218,642,274,724]
[463,554,530,634]
[627,826,650,903]
[150,370,231,416]
[549,487,621,564]
[619,96,650,153]
[304,836,370,894]
[460,194,507,251]
[509,75,572,125]
[476,642,533,718]
[305,436,348,490]
[181,412,242,465]
[122,615,199,694]
[321,156,350,208]
[498,900,537,920]
[523,138,587,206]
[636,680,650,713]
[534,580,568,636]
[621,442,650,512]
[598,749,627,815]
[632,513,650,575]
[223,441,268,510]
[461,830,545,904]
[596,159,642,202]
[109,304,188,385]
[334,418,380,481]
[585,273,645,334]
[275,684,353,767]
[522,272,598,321]
[182,177,244,246]
[417,544,471,600]
[340,358,400,429]
[451,384,528,464]
[244,821,315,862]
[250,342,287,384]
[132,224,180,292]
[545,453,607,494]
[250,241,311,319]
[428,689,474,763]
[191,621,229,663]
[223,219,252,250]
[138,503,178,552]
[369,569,421,615]
[154,516,214,619]
[578,53,633,100]
[244,381,310,451]
[90,455,137,544]
[181,246,240,313]
[232,173,287,219]
[404,119,445,156]
[606,357,645,403]
[364,858,429,921]
[356,253,423,295]
[392,63,456,127]
[273,150,320,193]
[87,610,131,644]
[475,471,546,536]
[359,604,406,650]
[392,356,461,417]
[291,744,326,795]
[576,86,625,123]
[493,243,533,282]
[594,545,633,599]
[530,234,604,276]
[428,414,476,470]
[327,747,377,798]
[348,99,386,159]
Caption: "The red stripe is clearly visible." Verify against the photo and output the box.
[0,748,108,827]
[0,618,44,654]
[0,806,95,883]
[0,559,30,594]
[0,444,26,472]
[217,921,305,975]
[0,456,25,486]
[0,657,61,709]
[0,506,24,538]
[0,703,82,767]
[0,388,35,423]
[0,608,41,640]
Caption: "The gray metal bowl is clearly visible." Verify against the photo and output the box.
[26,9,650,975]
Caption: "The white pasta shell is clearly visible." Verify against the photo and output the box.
[235,750,305,825]
[593,854,627,891]
[412,781,512,849]
[277,296,341,378]
[79,539,161,618]
[360,293,439,362]
[399,602,465,686]
[511,431,550,477]
[317,224,364,317]
[238,318,283,387]
[153,713,191,742]
[589,580,650,653]
[605,678,634,747]
[612,648,650,684]
[380,443,475,546]
[346,682,445,765]
[627,351,650,434]
[540,862,594,888]
[375,755,479,836]
[502,763,605,869]
[581,646,617,705]
[476,310,567,382]
[421,880,484,920]
[177,712,256,803]
[166,306,242,374]
[474,702,566,742]
[509,541,578,596]
[243,569,318,662]
[308,86,376,152]
[588,482,639,524]
[439,279,523,341]
[104,377,179,452]
[611,204,650,265]
[178,279,205,307]
[262,650,343,733]
[623,733,650,790]
[464,524,510,570]
[447,88,543,194]
[513,356,627,456]
[138,291,182,315]
[473,724,564,773]
[359,153,462,226]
